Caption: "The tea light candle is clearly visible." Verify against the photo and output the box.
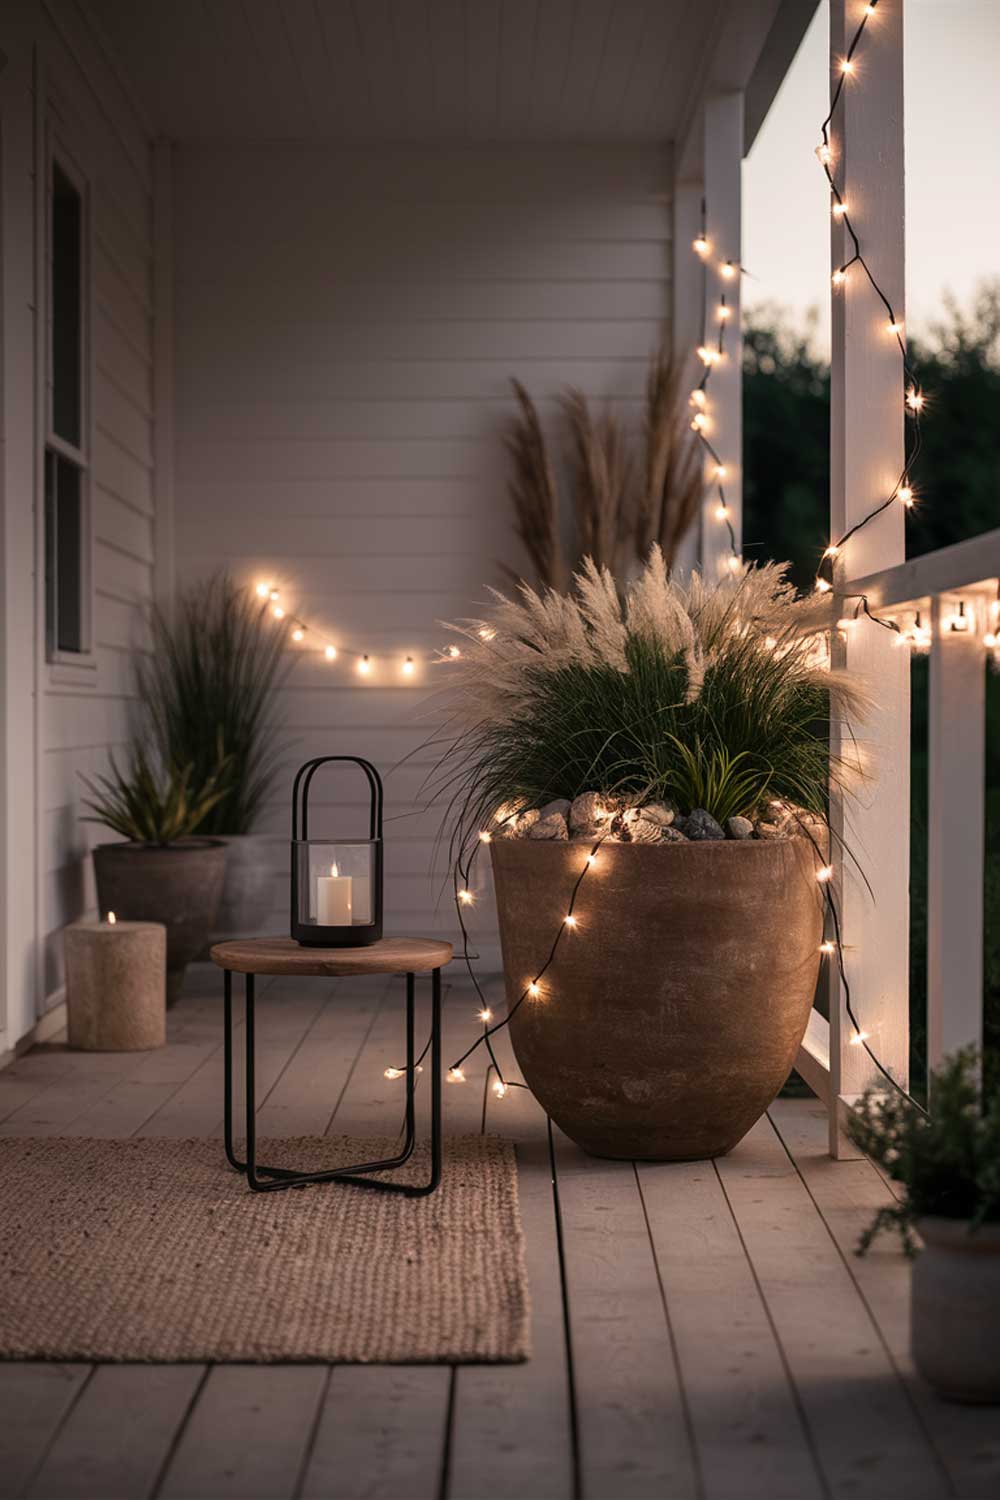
[64,912,166,1051]
[317,864,352,926]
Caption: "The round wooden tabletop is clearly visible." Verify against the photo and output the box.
[209,935,454,977]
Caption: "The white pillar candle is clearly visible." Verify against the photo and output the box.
[317,864,352,926]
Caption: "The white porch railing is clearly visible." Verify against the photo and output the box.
[796,526,996,1136]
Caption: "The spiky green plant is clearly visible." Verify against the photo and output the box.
[432,547,865,860]
[848,1049,1000,1256]
[80,744,231,846]
[135,574,291,836]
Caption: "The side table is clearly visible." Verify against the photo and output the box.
[210,936,452,1196]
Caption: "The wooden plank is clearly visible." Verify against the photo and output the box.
[158,1366,328,1500]
[638,1153,826,1499]
[795,1006,832,1106]
[449,1016,575,1500]
[301,1368,451,1500]
[771,1098,1000,1500]
[552,1129,698,1500]
[845,526,1000,612]
[928,595,985,1072]
[26,1366,202,1500]
[827,0,910,1151]
[717,1114,948,1497]
[0,1364,91,1498]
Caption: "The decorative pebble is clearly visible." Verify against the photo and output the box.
[569,791,614,838]
[539,798,571,820]
[516,808,541,836]
[615,811,662,843]
[754,819,787,840]
[726,816,754,840]
[684,808,726,841]
[528,812,568,840]
[640,801,676,827]
[659,826,688,842]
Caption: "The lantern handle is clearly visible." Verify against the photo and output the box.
[291,756,383,842]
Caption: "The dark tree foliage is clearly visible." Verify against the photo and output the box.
[743,283,1000,1096]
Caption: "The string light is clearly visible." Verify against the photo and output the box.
[717,303,732,321]
[291,627,304,641]
[816,865,834,883]
[839,57,855,74]
[816,142,832,164]
[458,888,474,905]
[897,484,914,507]
[693,233,711,257]
[885,318,903,336]
[384,1066,403,1080]
[906,387,924,411]
[944,600,970,634]
[832,200,849,218]
[849,1029,870,1046]
[713,463,728,480]
[255,583,270,598]
[269,588,280,601]
[447,1067,465,1084]
[478,1007,493,1023]
[272,605,285,619]
[479,829,492,843]
[527,981,542,997]
[691,412,709,431]
[402,656,415,676]
[563,914,577,928]
[357,654,371,675]
[478,625,496,641]
[690,389,707,409]
[446,644,461,658]
[823,544,840,559]
[819,940,836,955]
[325,644,337,660]
[492,1079,508,1099]
[106,910,117,925]
[720,260,736,280]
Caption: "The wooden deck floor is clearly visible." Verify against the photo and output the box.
[1,968,998,1500]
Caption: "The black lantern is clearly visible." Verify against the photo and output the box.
[290,756,383,947]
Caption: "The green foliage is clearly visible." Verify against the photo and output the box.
[659,737,769,826]
[80,743,231,846]
[136,574,291,836]
[848,1050,1000,1256]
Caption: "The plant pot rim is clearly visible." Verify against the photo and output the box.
[94,838,227,853]
[917,1216,1000,1248]
[492,836,810,853]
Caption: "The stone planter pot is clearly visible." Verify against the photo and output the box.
[93,839,227,1007]
[203,833,275,949]
[913,1218,1000,1402]
[491,838,824,1160]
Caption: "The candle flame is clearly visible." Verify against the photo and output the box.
[331,863,339,877]
[107,911,117,925]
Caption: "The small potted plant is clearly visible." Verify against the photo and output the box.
[81,746,230,1005]
[135,574,291,943]
[436,547,861,1161]
[849,1048,1000,1404]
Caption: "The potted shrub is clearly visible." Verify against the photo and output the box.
[438,548,861,1160]
[136,574,290,942]
[849,1049,1000,1404]
[81,746,229,1005]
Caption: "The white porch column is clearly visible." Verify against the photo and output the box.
[700,92,742,581]
[828,0,909,1153]
[671,179,704,578]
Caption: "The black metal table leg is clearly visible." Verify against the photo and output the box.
[233,967,442,1196]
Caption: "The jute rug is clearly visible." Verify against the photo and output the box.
[0,1135,529,1363]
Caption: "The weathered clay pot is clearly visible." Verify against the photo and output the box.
[93,839,226,1006]
[913,1219,1000,1403]
[202,833,275,950]
[491,838,824,1160]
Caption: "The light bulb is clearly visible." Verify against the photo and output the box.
[947,602,970,634]
[985,632,999,649]
[720,261,736,280]
[447,1067,466,1083]
[864,3,877,15]
[690,389,707,408]
[292,627,304,641]
[357,654,371,675]
[269,588,280,601]
[527,981,541,997]
[693,234,710,257]
[717,303,731,321]
[886,319,903,336]
[478,1007,493,1023]
[493,1079,508,1099]
[832,201,848,218]
[840,57,854,74]
[107,910,117,925]
[823,544,840,559]
[815,143,832,165]
[819,940,836,955]
[272,605,285,619]
[906,388,924,411]
[458,889,474,905]
[691,413,708,431]
[816,578,832,594]
[446,644,461,658]
[897,485,914,507]
[849,1030,870,1046]
[255,583,270,598]
[816,864,834,883]
[384,1067,403,1080]
[402,656,415,675]
[716,503,729,521]
[726,555,741,573]
[324,645,337,660]
[563,914,577,928]
[831,268,846,287]
[714,463,728,480]
[479,830,492,843]
[586,853,597,866]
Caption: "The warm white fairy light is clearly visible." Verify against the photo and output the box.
[479,830,492,843]
[693,233,711,257]
[107,910,117,925]
[384,1066,403,1080]
[269,588,280,601]
[586,853,597,866]
[715,503,730,522]
[832,200,849,218]
[563,914,577,928]
[944,601,970,634]
[691,412,708,431]
[478,1007,493,1023]
[764,635,778,651]
[726,555,742,573]
[840,57,855,74]
[906,387,924,411]
[816,142,833,164]
[447,1067,465,1084]
[255,583,270,598]
[493,1079,508,1099]
[886,318,904,336]
[690,389,707,409]
[272,605,285,619]
[357,654,371,675]
[720,261,736,281]
[291,627,304,641]
[897,484,914,507]
[850,1029,870,1046]
[527,981,542,997]
[324,644,337,660]
[836,617,855,633]
[823,544,840,559]
[819,940,836,955]
[458,888,474,905]
[717,303,731,321]
[831,267,847,287]
[446,644,461,658]
[816,864,834,883]
[402,656,415,676]
[478,625,496,641]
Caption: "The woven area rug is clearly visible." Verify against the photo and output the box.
[0,1135,529,1363]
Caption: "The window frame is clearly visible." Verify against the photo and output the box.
[43,123,95,673]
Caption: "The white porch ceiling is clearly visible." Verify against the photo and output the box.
[82,0,739,145]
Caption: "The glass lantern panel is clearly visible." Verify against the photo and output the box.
[297,841,375,927]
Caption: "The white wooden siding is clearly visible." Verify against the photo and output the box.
[34,0,154,1017]
[173,142,671,960]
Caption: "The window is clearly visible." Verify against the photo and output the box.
[45,148,91,662]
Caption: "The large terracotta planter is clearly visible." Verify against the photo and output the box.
[913,1219,1000,1403]
[93,839,227,1007]
[491,838,824,1160]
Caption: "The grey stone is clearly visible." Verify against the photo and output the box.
[624,813,662,844]
[528,811,568,840]
[569,791,616,838]
[754,819,788,841]
[726,816,754,840]
[659,825,689,842]
[539,798,571,820]
[685,808,726,842]
[515,808,541,837]
[640,801,675,827]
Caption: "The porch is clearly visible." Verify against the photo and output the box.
[2,970,997,1500]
